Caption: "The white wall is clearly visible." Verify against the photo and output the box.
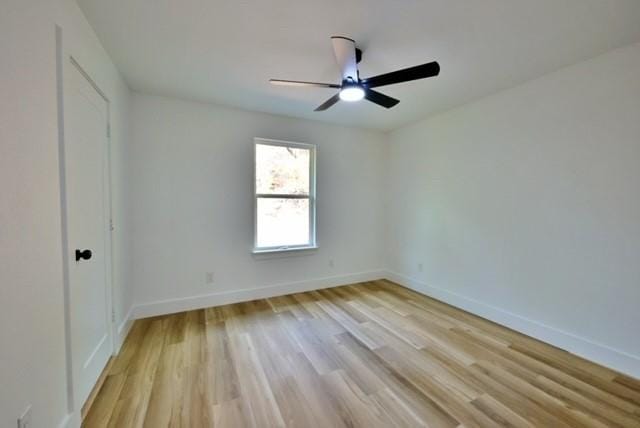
[129,94,386,316]
[386,43,640,377]
[0,0,131,426]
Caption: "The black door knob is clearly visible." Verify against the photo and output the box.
[75,249,92,261]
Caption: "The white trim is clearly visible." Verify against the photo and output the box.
[253,137,317,252]
[256,193,310,199]
[115,305,134,353]
[252,245,319,255]
[55,25,75,417]
[385,270,640,379]
[83,334,108,370]
[132,270,385,319]
[55,308,133,428]
[57,412,73,428]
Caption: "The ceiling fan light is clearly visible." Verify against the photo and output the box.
[339,86,365,102]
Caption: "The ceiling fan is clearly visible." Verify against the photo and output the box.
[270,36,440,111]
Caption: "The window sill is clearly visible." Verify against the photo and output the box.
[252,245,318,259]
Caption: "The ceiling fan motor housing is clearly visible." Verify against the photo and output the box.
[269,36,439,111]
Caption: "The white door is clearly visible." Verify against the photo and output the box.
[63,59,112,409]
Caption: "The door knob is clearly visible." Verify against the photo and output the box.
[75,249,92,261]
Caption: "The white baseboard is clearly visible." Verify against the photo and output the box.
[385,270,640,379]
[131,270,386,319]
[57,412,74,428]
[115,305,134,353]
[60,310,133,428]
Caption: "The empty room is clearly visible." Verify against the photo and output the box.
[2,0,640,427]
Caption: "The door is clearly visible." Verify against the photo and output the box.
[63,58,112,408]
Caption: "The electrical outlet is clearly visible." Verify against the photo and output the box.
[18,405,31,428]
[418,263,423,272]
[205,272,214,284]
[329,259,334,268]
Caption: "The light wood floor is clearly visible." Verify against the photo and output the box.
[84,280,640,427]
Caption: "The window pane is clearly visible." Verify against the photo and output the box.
[256,198,309,247]
[256,143,310,195]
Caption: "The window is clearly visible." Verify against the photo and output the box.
[254,138,316,252]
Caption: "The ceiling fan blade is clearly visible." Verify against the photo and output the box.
[270,79,340,89]
[331,36,358,82]
[364,89,400,109]
[314,93,341,111]
[362,61,440,88]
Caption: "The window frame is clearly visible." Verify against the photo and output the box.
[253,137,317,253]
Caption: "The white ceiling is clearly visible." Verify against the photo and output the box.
[77,0,640,131]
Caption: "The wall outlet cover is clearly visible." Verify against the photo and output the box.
[205,272,214,284]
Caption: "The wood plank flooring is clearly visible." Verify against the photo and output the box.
[83,280,640,427]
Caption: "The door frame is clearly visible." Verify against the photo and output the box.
[56,26,117,422]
